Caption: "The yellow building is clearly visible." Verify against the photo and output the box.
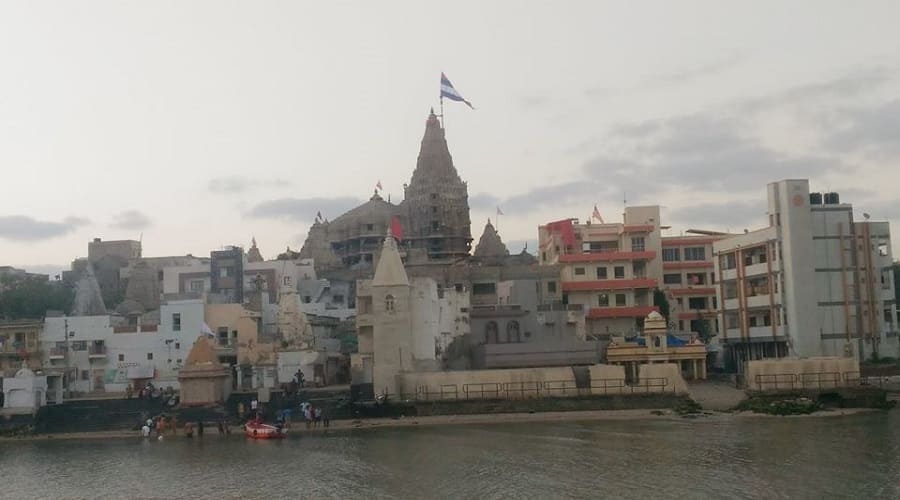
[606,311,708,382]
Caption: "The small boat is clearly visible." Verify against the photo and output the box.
[244,420,287,439]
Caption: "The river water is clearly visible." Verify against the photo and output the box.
[2,411,899,499]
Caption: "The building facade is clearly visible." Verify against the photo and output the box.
[713,179,898,370]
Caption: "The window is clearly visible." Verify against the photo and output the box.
[712,297,717,309]
[663,248,680,261]
[431,221,440,231]
[663,274,682,285]
[366,223,374,231]
[81,370,90,381]
[220,267,231,278]
[547,281,557,293]
[172,313,181,331]
[190,280,204,292]
[615,294,626,306]
[71,341,86,351]
[684,247,706,261]
[879,243,889,256]
[749,316,758,327]
[598,294,609,306]
[485,321,498,344]
[175,342,180,349]
[688,297,707,309]
[385,294,395,312]
[574,267,586,276]
[506,321,521,343]
[686,273,706,285]
[284,276,292,286]
[431,206,438,214]
[147,353,153,360]
[472,283,497,295]
[332,294,344,303]
[118,354,124,362]
[614,266,625,279]
[631,237,645,252]
[596,267,608,279]
[722,253,736,270]
[726,314,738,329]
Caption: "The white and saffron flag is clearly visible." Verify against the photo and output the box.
[441,73,474,109]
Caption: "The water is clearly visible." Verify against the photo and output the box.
[3,412,900,499]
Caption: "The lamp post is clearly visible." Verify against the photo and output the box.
[64,318,70,399]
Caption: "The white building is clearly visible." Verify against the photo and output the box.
[41,298,206,394]
[713,179,898,371]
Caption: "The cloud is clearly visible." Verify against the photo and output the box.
[0,215,89,241]
[740,67,894,112]
[469,193,501,211]
[110,210,152,230]
[827,99,900,156]
[506,238,538,255]
[209,176,292,194]
[502,180,616,214]
[668,199,767,230]
[650,52,746,85]
[246,197,363,223]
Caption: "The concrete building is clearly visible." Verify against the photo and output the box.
[660,231,729,338]
[2,366,47,413]
[713,179,898,371]
[0,320,42,377]
[41,298,206,395]
[539,206,663,339]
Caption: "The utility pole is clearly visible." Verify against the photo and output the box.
[64,318,70,399]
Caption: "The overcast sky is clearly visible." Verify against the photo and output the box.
[2,1,900,275]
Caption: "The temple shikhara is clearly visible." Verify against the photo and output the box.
[299,110,472,271]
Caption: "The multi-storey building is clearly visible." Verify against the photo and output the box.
[539,206,663,339]
[660,232,729,339]
[713,179,898,371]
[0,320,42,377]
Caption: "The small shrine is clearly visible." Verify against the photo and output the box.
[606,311,708,381]
[2,364,47,413]
[178,337,231,406]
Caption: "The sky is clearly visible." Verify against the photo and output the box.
[2,1,900,277]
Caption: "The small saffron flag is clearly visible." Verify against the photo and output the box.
[376,180,383,191]
[441,73,474,109]
[592,205,604,223]
[496,206,504,216]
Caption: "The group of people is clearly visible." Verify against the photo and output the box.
[140,415,230,439]
[300,401,329,429]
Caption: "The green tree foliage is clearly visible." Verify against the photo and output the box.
[653,288,671,323]
[0,276,74,320]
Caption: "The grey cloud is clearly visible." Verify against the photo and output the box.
[246,197,363,222]
[828,99,900,156]
[110,210,151,230]
[591,112,845,196]
[650,52,745,85]
[506,239,538,255]
[469,193,501,211]
[209,176,292,194]
[740,67,893,112]
[501,180,615,214]
[0,215,89,241]
[667,199,767,230]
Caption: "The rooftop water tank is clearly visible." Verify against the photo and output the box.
[809,192,823,205]
[824,192,840,205]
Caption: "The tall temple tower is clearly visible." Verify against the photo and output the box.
[402,110,472,261]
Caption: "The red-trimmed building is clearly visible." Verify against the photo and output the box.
[539,206,663,338]
[660,232,730,339]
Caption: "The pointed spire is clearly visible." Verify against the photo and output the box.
[373,234,409,287]
[409,110,460,188]
[247,236,264,263]
[473,219,510,258]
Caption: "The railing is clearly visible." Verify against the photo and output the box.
[49,347,67,357]
[753,371,865,391]
[88,345,106,356]
[408,377,676,402]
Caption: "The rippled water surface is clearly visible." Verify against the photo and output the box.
[3,412,900,499]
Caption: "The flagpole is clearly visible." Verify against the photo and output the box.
[440,95,445,129]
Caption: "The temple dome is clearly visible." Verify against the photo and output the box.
[473,219,510,258]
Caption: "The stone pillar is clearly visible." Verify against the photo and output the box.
[692,360,699,380]
[700,359,707,379]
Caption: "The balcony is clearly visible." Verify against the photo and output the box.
[49,347,66,360]
[669,287,717,296]
[662,261,713,270]
[88,345,107,358]
[562,279,657,292]
[560,251,656,263]
[0,343,36,356]
[587,305,659,319]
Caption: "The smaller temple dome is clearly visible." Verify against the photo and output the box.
[473,219,510,259]
[247,237,264,263]
[644,311,667,333]
[15,366,36,378]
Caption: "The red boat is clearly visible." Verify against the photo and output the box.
[244,420,287,439]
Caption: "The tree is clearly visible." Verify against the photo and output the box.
[653,288,671,323]
[0,277,74,320]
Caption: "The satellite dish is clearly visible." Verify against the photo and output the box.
[863,213,871,220]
